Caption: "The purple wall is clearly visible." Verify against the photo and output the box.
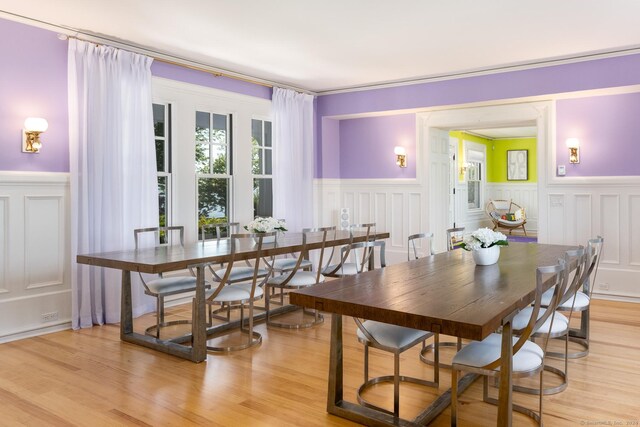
[151,61,272,100]
[317,54,640,118]
[319,118,341,178]
[339,114,416,179]
[0,18,69,172]
[557,92,640,176]
[0,17,272,173]
[316,54,640,179]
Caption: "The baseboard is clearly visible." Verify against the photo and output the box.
[592,293,640,304]
[0,321,72,344]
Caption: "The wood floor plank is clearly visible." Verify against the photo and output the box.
[0,299,637,426]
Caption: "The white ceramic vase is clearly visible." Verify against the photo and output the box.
[254,234,276,245]
[472,245,500,266]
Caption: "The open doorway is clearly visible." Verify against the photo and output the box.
[419,101,550,252]
[449,126,537,239]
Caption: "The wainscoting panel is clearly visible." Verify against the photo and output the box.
[0,172,71,342]
[0,197,7,294]
[600,194,620,265]
[547,194,566,245]
[391,193,404,249]
[574,194,593,247]
[630,195,640,266]
[24,196,64,289]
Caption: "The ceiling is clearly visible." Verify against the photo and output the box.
[2,0,640,93]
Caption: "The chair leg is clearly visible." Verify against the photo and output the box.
[156,297,162,339]
[364,345,369,382]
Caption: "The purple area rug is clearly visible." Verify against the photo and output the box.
[506,235,537,243]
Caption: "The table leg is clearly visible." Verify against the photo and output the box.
[191,264,207,362]
[498,319,513,426]
[120,270,133,338]
[327,313,343,408]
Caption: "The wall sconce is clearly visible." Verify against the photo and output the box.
[460,162,470,175]
[22,117,48,153]
[394,146,407,168]
[566,138,580,164]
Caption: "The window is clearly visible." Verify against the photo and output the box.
[467,162,482,209]
[464,141,486,211]
[195,111,232,233]
[153,103,171,243]
[251,119,273,217]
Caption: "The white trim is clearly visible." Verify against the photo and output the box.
[153,77,273,106]
[316,178,421,187]
[0,171,70,186]
[0,321,71,344]
[592,293,640,304]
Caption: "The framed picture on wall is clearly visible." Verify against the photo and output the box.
[507,150,528,181]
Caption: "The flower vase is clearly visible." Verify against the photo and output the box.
[472,245,500,266]
[254,234,276,245]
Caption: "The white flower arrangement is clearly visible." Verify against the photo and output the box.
[244,217,287,233]
[461,227,508,251]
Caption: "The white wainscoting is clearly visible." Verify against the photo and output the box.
[314,178,427,264]
[316,178,639,301]
[0,172,71,342]
[541,179,640,300]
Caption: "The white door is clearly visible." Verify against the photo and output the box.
[449,138,458,229]
[428,127,452,253]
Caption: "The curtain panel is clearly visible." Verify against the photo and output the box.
[272,87,315,232]
[68,39,158,329]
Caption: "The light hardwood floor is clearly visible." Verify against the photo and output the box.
[0,299,638,426]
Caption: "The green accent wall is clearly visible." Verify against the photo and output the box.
[449,131,537,183]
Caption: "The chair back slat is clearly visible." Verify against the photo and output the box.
[446,227,465,251]
[408,232,435,260]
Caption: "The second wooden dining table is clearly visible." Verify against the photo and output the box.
[290,242,576,426]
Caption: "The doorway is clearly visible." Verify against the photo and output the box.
[418,102,550,252]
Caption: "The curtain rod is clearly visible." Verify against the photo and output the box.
[0,9,314,95]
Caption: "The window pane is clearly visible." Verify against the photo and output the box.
[264,121,272,147]
[156,139,165,172]
[253,178,273,218]
[195,144,227,174]
[212,113,227,133]
[211,145,227,174]
[158,176,168,243]
[153,104,165,137]
[468,182,480,209]
[252,145,262,175]
[195,111,210,141]
[265,149,272,175]
[198,177,229,228]
[195,143,211,174]
[252,119,262,145]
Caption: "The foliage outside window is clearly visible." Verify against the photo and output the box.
[196,111,232,236]
[467,161,482,210]
[251,119,273,218]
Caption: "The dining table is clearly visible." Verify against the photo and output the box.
[289,242,576,426]
[76,229,389,363]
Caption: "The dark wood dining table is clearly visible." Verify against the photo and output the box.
[290,242,576,426]
[76,230,389,363]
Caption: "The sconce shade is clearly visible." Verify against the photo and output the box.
[566,138,580,164]
[565,138,580,149]
[394,146,406,156]
[24,117,49,133]
[394,146,407,168]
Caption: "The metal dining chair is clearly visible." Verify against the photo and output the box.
[407,232,435,260]
[446,226,466,251]
[265,226,334,329]
[133,226,201,338]
[204,231,276,352]
[450,258,569,426]
[323,222,375,277]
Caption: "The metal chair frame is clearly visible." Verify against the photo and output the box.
[323,223,375,277]
[451,259,569,426]
[265,226,335,329]
[204,231,276,352]
[407,232,435,260]
[134,226,203,338]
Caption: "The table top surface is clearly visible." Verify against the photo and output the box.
[290,242,576,341]
[76,230,389,274]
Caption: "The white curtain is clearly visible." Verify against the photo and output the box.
[68,39,158,329]
[272,87,315,232]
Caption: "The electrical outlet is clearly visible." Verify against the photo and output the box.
[598,283,610,291]
[41,312,59,322]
